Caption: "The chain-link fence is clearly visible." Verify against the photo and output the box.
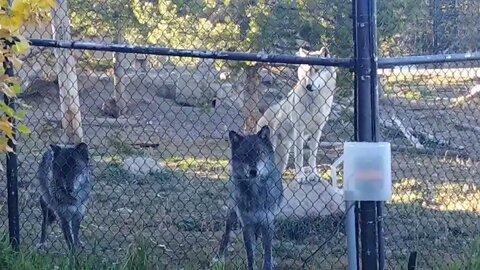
[0,0,479,269]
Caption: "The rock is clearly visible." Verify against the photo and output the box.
[259,68,275,85]
[101,98,121,118]
[219,71,230,81]
[156,80,176,99]
[17,51,57,97]
[123,157,163,176]
[277,179,345,220]
[125,69,179,101]
[211,82,244,110]
[175,73,215,107]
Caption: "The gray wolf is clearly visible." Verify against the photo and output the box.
[36,142,91,250]
[214,126,283,270]
[257,47,337,183]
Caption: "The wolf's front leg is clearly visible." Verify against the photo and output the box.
[306,129,324,181]
[242,224,256,270]
[261,223,274,270]
[60,217,75,250]
[293,135,307,183]
[274,130,294,175]
[37,198,56,250]
[213,208,237,264]
[72,212,85,247]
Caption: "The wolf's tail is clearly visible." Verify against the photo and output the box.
[37,150,57,209]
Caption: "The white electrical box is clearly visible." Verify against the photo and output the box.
[331,142,392,201]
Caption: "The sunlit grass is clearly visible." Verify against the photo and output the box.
[391,178,480,212]
[380,68,477,101]
[382,69,477,86]
[164,156,230,180]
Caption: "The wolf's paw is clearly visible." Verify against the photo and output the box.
[210,255,226,269]
[295,167,322,184]
[306,169,322,182]
[36,242,47,251]
[74,240,85,248]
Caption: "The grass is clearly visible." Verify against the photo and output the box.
[380,69,477,101]
[2,232,479,269]
[391,178,480,212]
[107,136,141,156]
[164,156,230,180]
[444,240,480,270]
[0,234,156,270]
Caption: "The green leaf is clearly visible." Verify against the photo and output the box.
[11,83,22,95]
[17,124,31,134]
[13,109,26,120]
[1,102,15,117]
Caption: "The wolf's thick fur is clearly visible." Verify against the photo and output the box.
[37,142,91,250]
[215,126,283,270]
[257,47,337,183]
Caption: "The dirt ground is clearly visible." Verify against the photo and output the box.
[1,54,479,269]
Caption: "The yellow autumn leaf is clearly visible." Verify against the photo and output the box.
[38,0,56,9]
[0,75,20,84]
[0,118,14,140]
[0,29,12,39]
[0,15,12,29]
[0,135,14,152]
[11,37,30,54]
[0,143,14,153]
[0,82,16,98]
[11,0,30,18]
[8,15,25,30]
[9,56,23,69]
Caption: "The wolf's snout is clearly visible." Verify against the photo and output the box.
[306,84,313,91]
[249,169,258,178]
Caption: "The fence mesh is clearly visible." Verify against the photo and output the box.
[0,0,479,269]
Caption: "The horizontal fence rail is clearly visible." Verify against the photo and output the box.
[28,39,354,67]
[29,39,480,69]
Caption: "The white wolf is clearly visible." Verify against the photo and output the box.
[257,47,337,183]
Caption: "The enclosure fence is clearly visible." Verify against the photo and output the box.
[1,0,480,269]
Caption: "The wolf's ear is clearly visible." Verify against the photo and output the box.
[228,130,243,146]
[257,125,271,141]
[75,142,89,161]
[297,47,309,57]
[50,144,61,155]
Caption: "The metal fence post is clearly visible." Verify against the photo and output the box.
[3,60,20,251]
[353,0,380,269]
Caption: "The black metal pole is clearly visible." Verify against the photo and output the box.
[354,0,379,269]
[367,0,385,268]
[352,0,361,269]
[4,61,20,251]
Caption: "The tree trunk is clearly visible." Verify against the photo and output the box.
[113,26,128,115]
[101,25,128,118]
[52,0,84,144]
[243,65,261,134]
